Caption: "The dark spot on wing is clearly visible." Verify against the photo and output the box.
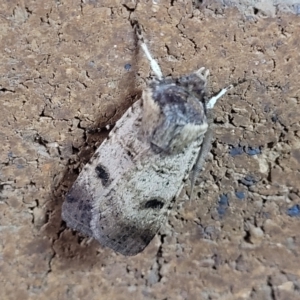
[144,199,164,210]
[127,150,134,158]
[66,193,78,203]
[95,164,110,186]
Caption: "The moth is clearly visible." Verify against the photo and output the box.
[62,22,232,256]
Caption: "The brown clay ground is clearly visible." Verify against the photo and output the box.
[1,1,300,299]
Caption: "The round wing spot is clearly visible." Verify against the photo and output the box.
[95,164,110,186]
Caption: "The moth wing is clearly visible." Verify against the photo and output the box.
[62,101,144,238]
[62,181,95,237]
[90,136,203,256]
[63,99,204,256]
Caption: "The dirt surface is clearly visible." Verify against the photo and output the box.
[1,0,300,299]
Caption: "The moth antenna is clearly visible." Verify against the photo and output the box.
[206,84,233,109]
[134,21,163,80]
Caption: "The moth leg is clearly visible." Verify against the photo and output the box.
[189,126,213,200]
[134,22,163,80]
[190,84,233,200]
[207,84,233,109]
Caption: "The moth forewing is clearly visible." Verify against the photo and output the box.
[89,90,207,255]
[90,132,205,255]
[62,21,231,256]
[62,83,208,255]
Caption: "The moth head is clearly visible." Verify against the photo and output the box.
[177,68,209,103]
[141,71,209,154]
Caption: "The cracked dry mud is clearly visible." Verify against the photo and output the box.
[1,0,300,299]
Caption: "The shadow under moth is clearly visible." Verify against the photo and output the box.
[62,22,232,256]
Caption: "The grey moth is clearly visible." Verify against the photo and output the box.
[62,22,232,256]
